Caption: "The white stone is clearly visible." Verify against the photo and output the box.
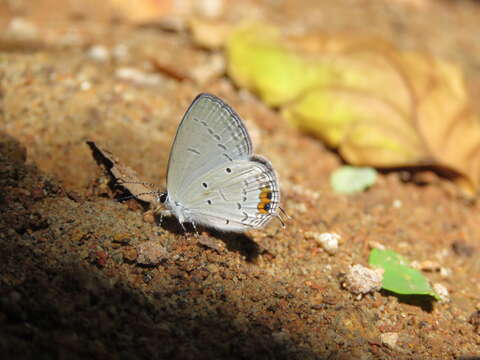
[115,67,163,87]
[195,0,224,18]
[392,199,402,208]
[87,45,110,62]
[433,283,450,303]
[311,232,340,255]
[7,17,38,40]
[380,332,399,348]
[343,264,383,294]
[80,81,91,91]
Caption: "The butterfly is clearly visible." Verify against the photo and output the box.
[158,93,283,233]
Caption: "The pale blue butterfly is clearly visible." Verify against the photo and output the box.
[158,93,282,233]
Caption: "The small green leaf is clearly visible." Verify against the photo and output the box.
[330,166,377,194]
[369,249,441,300]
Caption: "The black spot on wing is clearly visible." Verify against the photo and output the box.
[187,147,201,155]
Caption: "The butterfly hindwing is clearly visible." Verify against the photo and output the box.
[179,156,280,231]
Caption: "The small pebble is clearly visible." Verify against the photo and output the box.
[7,17,38,40]
[433,283,450,303]
[306,232,340,255]
[136,241,166,266]
[87,45,110,62]
[116,67,163,87]
[439,267,452,278]
[80,81,91,91]
[343,264,383,295]
[380,332,399,348]
[195,0,224,18]
[368,240,386,250]
[392,199,402,208]
[143,272,154,284]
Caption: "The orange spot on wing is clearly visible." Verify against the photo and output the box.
[257,186,273,214]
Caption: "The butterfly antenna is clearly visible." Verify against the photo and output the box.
[280,206,290,219]
[135,190,162,199]
[275,207,289,228]
[117,179,158,188]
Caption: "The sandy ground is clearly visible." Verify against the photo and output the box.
[1,0,479,359]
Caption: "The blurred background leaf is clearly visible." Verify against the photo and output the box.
[226,23,480,195]
[330,166,378,194]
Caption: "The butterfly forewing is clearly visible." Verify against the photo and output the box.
[167,94,253,199]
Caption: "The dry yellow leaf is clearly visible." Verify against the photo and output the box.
[226,23,480,194]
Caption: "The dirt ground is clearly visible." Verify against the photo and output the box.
[1,0,479,359]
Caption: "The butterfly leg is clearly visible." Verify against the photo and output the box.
[178,221,190,238]
[190,221,200,238]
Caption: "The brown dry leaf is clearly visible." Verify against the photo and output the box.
[86,141,160,204]
[227,23,480,194]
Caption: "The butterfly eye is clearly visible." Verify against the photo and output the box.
[202,182,208,188]
[226,167,232,173]
[159,192,167,203]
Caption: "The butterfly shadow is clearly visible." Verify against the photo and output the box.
[156,214,263,262]
[207,228,264,263]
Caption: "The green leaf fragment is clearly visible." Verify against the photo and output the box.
[330,166,377,194]
[369,249,441,300]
